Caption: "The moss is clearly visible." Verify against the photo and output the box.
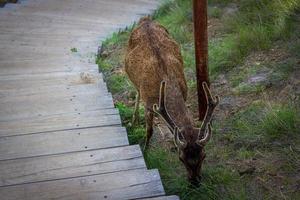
[70,47,78,53]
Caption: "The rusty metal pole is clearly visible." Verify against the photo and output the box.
[193,0,209,121]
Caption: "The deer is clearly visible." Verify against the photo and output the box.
[125,17,219,184]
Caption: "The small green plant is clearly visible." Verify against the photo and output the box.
[208,6,222,18]
[262,103,299,139]
[70,47,78,53]
[233,82,265,95]
[209,37,242,76]
[97,58,113,72]
[115,103,145,144]
[107,74,134,94]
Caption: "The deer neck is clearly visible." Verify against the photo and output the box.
[165,80,193,129]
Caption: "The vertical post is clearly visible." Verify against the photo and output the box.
[193,0,209,121]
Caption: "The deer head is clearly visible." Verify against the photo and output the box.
[153,81,219,184]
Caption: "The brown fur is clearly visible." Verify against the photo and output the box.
[125,17,192,127]
[125,17,206,183]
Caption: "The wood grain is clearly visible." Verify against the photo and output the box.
[0,169,164,200]
[0,0,175,199]
[0,109,121,137]
[0,126,128,161]
[0,145,145,187]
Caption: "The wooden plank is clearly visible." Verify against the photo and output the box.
[0,91,113,106]
[0,16,118,34]
[0,32,100,45]
[0,70,101,86]
[0,169,164,200]
[0,126,128,161]
[0,9,126,28]
[0,61,97,75]
[0,0,171,199]
[0,82,109,98]
[0,92,114,121]
[0,108,121,137]
[0,41,98,53]
[0,145,145,186]
[0,51,69,61]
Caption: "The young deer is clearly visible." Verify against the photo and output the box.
[125,17,219,183]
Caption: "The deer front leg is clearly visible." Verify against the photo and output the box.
[132,91,140,126]
[144,109,154,151]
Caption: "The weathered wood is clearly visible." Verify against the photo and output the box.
[0,90,115,121]
[0,61,98,75]
[0,70,102,88]
[0,109,121,137]
[0,0,175,199]
[0,169,164,200]
[0,145,146,186]
[0,83,108,98]
[0,126,128,161]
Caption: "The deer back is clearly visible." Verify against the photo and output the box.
[125,17,188,108]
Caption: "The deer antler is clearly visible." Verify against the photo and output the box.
[197,123,212,146]
[153,81,187,148]
[153,81,177,132]
[174,126,187,149]
[197,82,219,146]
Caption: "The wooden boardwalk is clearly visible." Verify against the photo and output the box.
[0,0,179,199]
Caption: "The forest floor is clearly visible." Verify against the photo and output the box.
[96,0,300,199]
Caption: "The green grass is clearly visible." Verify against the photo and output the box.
[233,83,266,95]
[145,147,246,200]
[228,101,299,145]
[70,47,78,53]
[154,0,193,44]
[106,74,134,94]
[262,103,299,138]
[97,0,300,199]
[208,6,223,18]
[210,0,300,75]
[115,103,145,144]
[101,28,133,48]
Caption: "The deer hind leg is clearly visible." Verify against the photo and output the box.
[144,109,154,151]
[132,91,140,126]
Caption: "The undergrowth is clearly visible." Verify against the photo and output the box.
[97,0,300,199]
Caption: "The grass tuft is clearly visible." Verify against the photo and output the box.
[115,103,145,144]
[70,47,78,53]
[228,101,299,145]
